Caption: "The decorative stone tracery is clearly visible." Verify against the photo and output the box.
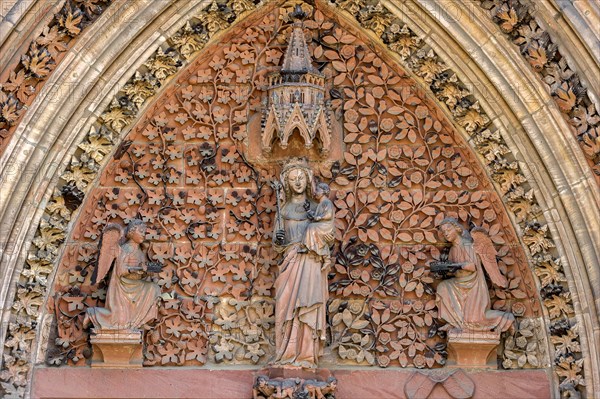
[261,6,332,157]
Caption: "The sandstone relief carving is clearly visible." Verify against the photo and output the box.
[43,1,535,376]
[272,158,332,369]
[433,219,515,332]
[2,2,580,398]
[83,221,161,331]
[261,5,332,157]
[83,220,162,367]
[253,374,337,399]
[432,218,514,367]
[331,0,581,390]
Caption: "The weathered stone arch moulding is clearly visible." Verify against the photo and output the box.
[1,0,597,178]
[0,0,596,398]
[0,0,114,153]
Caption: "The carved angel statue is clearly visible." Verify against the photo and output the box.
[83,220,161,332]
[434,218,514,332]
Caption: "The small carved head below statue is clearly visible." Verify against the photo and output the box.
[252,375,338,399]
[256,375,268,389]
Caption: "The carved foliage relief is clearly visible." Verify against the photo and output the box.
[479,0,600,180]
[0,0,113,152]
[49,4,536,370]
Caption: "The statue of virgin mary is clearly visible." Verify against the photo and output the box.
[271,158,333,368]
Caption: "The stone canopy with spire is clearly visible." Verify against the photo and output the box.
[261,5,332,156]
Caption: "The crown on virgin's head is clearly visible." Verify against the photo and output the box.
[281,157,311,174]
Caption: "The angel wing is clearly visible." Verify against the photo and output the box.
[91,224,123,285]
[471,227,508,288]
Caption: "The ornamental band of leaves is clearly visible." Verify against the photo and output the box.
[479,0,600,181]
[49,3,534,372]
[0,0,113,153]
[0,1,585,398]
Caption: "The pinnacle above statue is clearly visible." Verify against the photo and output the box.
[290,4,307,21]
[261,7,332,156]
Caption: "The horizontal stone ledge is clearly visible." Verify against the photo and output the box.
[31,366,552,398]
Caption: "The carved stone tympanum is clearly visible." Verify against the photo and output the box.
[433,218,514,367]
[46,0,538,384]
[83,220,162,367]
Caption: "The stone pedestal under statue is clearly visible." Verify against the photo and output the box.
[90,329,143,368]
[446,329,500,368]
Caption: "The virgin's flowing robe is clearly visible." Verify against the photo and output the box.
[273,199,328,368]
[87,243,160,331]
[436,239,514,332]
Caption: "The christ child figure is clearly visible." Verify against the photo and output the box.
[298,182,335,269]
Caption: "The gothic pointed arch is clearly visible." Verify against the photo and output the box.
[0,1,597,398]
[42,0,542,386]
